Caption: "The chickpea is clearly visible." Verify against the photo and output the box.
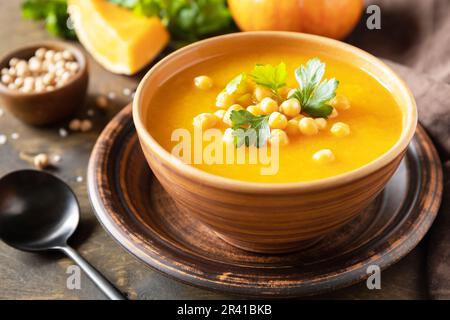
[260,97,278,114]
[331,94,351,111]
[213,109,226,121]
[285,119,300,136]
[313,149,335,164]
[223,104,243,126]
[67,62,80,73]
[298,117,319,136]
[194,75,213,90]
[269,129,289,146]
[42,72,55,86]
[280,98,301,117]
[330,122,350,137]
[80,119,93,132]
[24,76,34,88]
[44,50,55,61]
[329,108,338,118]
[236,93,253,107]
[9,57,19,67]
[69,118,81,131]
[287,89,297,99]
[8,83,17,90]
[53,52,63,63]
[222,128,235,145]
[35,48,47,60]
[13,77,23,88]
[216,91,234,108]
[254,86,272,102]
[314,118,327,130]
[1,68,9,75]
[33,153,50,170]
[278,86,293,99]
[28,57,42,72]
[15,60,28,74]
[246,104,264,116]
[268,112,288,129]
[60,71,71,83]
[95,95,109,109]
[8,68,16,77]
[292,114,305,121]
[62,50,74,61]
[193,113,218,130]
[1,74,12,85]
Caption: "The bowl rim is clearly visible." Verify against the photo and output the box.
[133,31,418,193]
[0,41,87,97]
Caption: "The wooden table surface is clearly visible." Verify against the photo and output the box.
[0,0,429,300]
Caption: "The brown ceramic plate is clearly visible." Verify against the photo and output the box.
[87,105,443,297]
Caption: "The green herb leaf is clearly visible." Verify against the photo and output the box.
[251,62,287,96]
[225,73,247,95]
[230,110,270,148]
[109,0,234,41]
[290,58,338,118]
[21,0,76,39]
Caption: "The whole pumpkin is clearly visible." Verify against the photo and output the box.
[227,0,364,40]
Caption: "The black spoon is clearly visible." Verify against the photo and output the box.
[0,169,125,300]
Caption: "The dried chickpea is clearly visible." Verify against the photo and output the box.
[35,48,47,59]
[285,119,300,136]
[44,50,55,61]
[194,75,213,90]
[69,118,81,131]
[299,117,319,136]
[246,104,264,116]
[313,149,335,164]
[193,113,218,130]
[33,153,50,169]
[268,112,288,129]
[9,57,19,67]
[269,129,289,146]
[280,98,301,117]
[216,91,234,108]
[254,86,272,102]
[80,119,93,132]
[330,122,350,137]
[1,74,12,85]
[62,50,73,61]
[260,97,278,114]
[331,94,351,111]
[314,118,327,130]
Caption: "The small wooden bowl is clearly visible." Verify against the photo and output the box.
[0,41,88,125]
[133,32,418,254]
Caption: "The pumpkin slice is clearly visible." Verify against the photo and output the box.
[68,0,169,75]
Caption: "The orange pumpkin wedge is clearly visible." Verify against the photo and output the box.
[68,0,169,75]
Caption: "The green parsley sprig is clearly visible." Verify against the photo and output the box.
[250,62,287,99]
[289,58,339,118]
[229,110,270,148]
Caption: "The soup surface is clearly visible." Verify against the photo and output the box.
[146,50,403,183]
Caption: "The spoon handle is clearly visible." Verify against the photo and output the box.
[60,245,126,300]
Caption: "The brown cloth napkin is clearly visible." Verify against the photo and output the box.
[348,0,450,299]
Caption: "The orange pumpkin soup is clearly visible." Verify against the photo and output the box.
[146,50,403,183]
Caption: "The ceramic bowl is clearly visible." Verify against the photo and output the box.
[0,41,88,126]
[133,32,417,254]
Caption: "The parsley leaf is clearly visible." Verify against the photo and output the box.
[251,63,287,98]
[229,110,270,148]
[109,0,234,41]
[21,0,76,39]
[225,73,248,95]
[290,58,339,118]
